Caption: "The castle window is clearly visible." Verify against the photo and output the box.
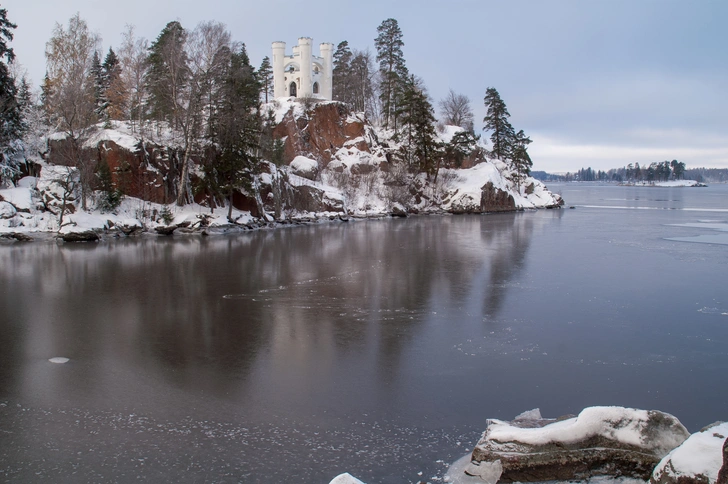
[289,82,297,97]
[313,82,319,94]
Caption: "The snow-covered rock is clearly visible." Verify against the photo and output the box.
[468,406,690,483]
[0,201,17,219]
[328,473,366,484]
[651,422,728,484]
[0,186,34,212]
[290,155,319,180]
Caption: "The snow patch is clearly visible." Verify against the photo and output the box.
[48,357,69,364]
[652,421,728,483]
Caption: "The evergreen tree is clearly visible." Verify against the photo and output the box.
[101,47,124,122]
[258,55,272,103]
[374,18,407,131]
[90,50,105,118]
[0,6,22,183]
[332,40,352,104]
[206,43,261,221]
[145,21,188,127]
[511,129,533,187]
[96,158,122,211]
[483,87,515,160]
[397,75,440,177]
[443,130,479,168]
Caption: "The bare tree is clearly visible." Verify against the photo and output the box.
[118,24,148,134]
[173,20,231,205]
[44,13,101,210]
[439,89,474,132]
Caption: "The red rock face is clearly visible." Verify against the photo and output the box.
[272,101,369,169]
[47,137,184,205]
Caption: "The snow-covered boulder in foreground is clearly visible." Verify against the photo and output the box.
[467,406,690,483]
[328,473,366,484]
[651,422,728,484]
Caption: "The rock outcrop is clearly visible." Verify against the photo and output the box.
[467,406,690,483]
[272,101,369,168]
[651,422,728,484]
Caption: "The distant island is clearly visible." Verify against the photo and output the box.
[533,163,728,184]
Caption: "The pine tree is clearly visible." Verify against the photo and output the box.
[258,56,272,103]
[511,129,533,187]
[332,40,352,104]
[483,87,515,160]
[375,18,407,131]
[145,21,188,127]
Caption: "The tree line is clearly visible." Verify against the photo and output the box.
[0,10,537,216]
[535,160,688,183]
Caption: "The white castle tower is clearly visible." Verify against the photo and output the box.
[272,38,333,100]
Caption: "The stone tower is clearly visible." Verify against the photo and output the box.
[272,38,333,100]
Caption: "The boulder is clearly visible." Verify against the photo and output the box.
[480,182,516,212]
[390,203,407,217]
[0,232,33,242]
[60,230,100,242]
[468,406,690,483]
[718,437,728,484]
[651,422,728,484]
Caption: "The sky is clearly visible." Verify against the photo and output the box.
[4,0,727,173]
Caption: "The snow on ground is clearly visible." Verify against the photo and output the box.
[263,97,309,124]
[84,124,141,151]
[654,180,702,187]
[652,421,728,483]
[437,125,465,144]
[621,180,704,187]
[0,165,256,237]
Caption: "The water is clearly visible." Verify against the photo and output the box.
[1,183,727,483]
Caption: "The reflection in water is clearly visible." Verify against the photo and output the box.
[0,211,574,482]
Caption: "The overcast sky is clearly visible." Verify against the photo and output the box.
[4,0,727,172]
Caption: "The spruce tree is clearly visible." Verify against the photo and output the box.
[90,50,105,118]
[0,6,22,182]
[102,47,124,122]
[374,18,407,131]
[483,87,515,160]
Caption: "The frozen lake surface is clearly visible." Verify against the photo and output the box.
[1,183,727,483]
